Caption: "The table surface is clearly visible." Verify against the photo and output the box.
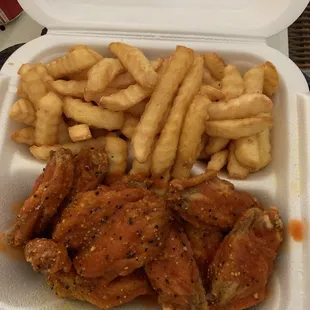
[0,12,289,56]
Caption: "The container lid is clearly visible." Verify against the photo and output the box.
[18,0,309,38]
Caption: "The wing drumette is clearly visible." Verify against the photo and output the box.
[145,224,208,310]
[185,223,224,286]
[67,147,109,200]
[9,149,74,247]
[167,171,260,231]
[24,238,71,274]
[208,207,283,310]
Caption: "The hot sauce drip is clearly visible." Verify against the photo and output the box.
[288,219,304,242]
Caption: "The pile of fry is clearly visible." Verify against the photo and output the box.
[9,43,279,181]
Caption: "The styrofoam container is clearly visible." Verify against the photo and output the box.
[0,0,310,309]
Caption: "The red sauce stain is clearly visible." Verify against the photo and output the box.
[136,295,159,308]
[0,232,24,261]
[288,219,304,242]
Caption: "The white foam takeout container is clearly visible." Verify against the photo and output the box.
[0,0,310,309]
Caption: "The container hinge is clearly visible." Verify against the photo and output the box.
[47,29,267,45]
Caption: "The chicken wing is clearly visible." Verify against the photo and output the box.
[74,193,172,280]
[185,223,224,286]
[208,207,283,310]
[53,187,146,251]
[106,173,153,190]
[48,269,153,309]
[8,149,74,247]
[25,238,71,274]
[167,171,260,231]
[68,147,109,200]
[145,225,208,310]
[47,147,109,234]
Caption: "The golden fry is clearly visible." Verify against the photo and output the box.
[227,141,249,179]
[130,158,152,177]
[205,137,230,157]
[151,55,204,175]
[203,53,226,80]
[263,61,279,97]
[206,116,273,139]
[84,58,124,101]
[29,137,106,161]
[68,45,103,62]
[109,58,163,89]
[45,49,98,79]
[17,83,28,99]
[200,84,224,101]
[172,93,210,179]
[18,63,32,76]
[58,119,71,144]
[49,80,86,98]
[121,114,139,139]
[127,99,147,117]
[35,92,63,146]
[109,42,158,88]
[207,149,229,172]
[90,88,119,104]
[9,98,36,126]
[208,93,273,121]
[202,67,215,84]
[133,46,195,163]
[105,136,128,177]
[129,138,156,177]
[21,68,48,109]
[210,80,222,90]
[99,83,153,111]
[108,71,136,90]
[202,68,215,85]
[157,105,171,133]
[221,64,244,101]
[244,65,264,94]
[235,135,261,170]
[257,129,272,169]
[63,97,124,130]
[67,69,89,81]
[35,64,54,87]
[68,124,92,142]
[157,57,171,75]
[11,127,35,145]
[197,134,209,159]
[151,169,171,197]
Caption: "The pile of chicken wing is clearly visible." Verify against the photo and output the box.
[8,148,283,310]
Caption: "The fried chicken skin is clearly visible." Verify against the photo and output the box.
[74,193,172,279]
[208,207,283,310]
[167,171,260,231]
[8,149,74,247]
[48,269,152,309]
[185,223,224,286]
[145,225,208,310]
[106,173,153,190]
[68,147,109,200]
[25,238,71,274]
[53,187,146,251]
